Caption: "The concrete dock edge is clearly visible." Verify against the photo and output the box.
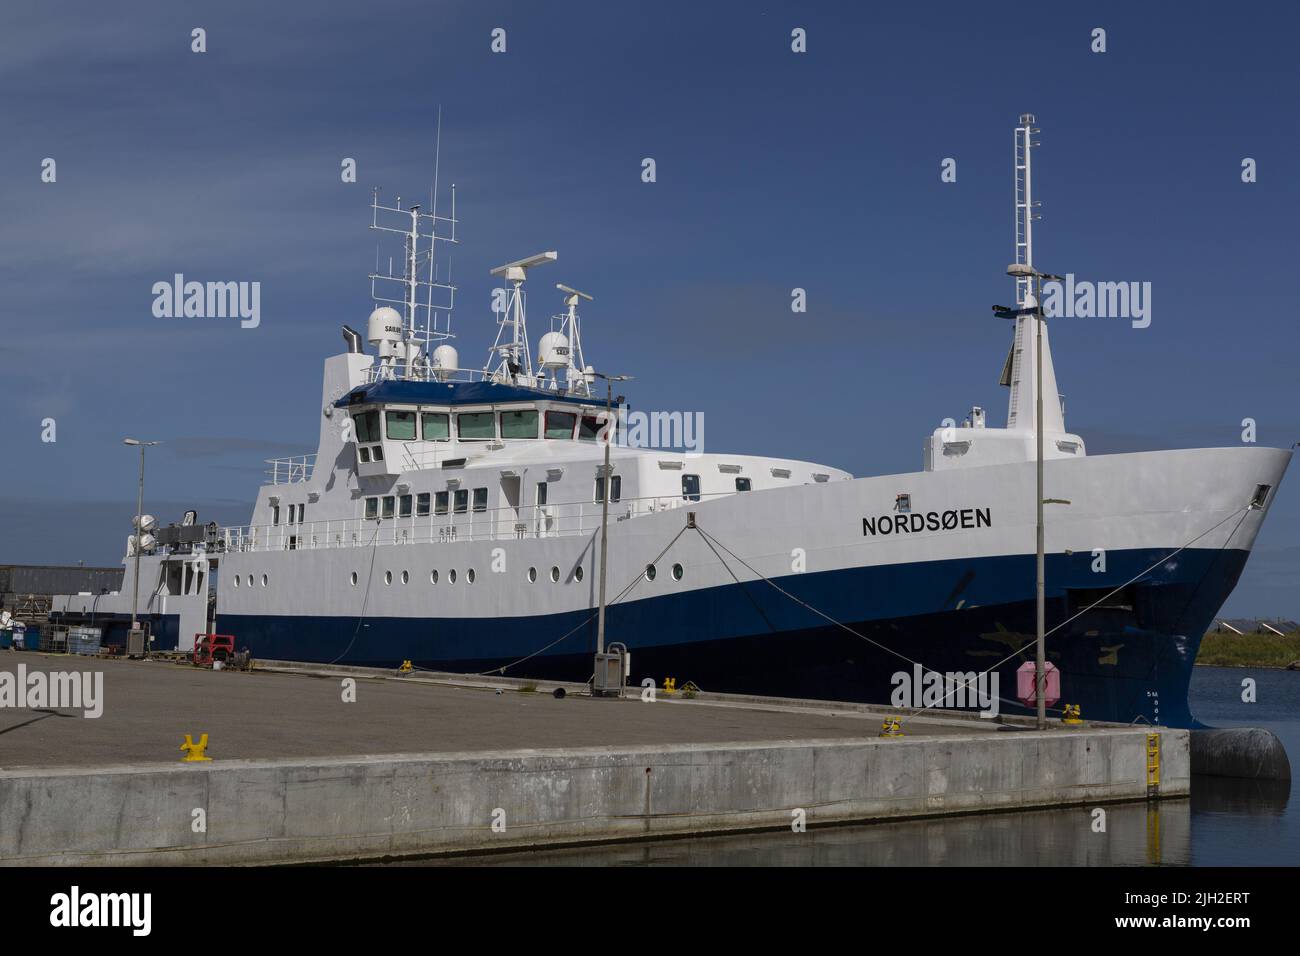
[1,727,1188,866]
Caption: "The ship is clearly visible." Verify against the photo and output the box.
[50,115,1290,727]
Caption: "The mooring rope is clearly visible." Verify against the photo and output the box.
[693,502,1254,721]
[465,523,692,677]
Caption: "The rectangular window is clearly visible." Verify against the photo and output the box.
[371,445,384,462]
[453,489,469,514]
[500,409,539,440]
[579,414,607,443]
[457,411,496,440]
[399,494,413,518]
[421,412,450,441]
[296,503,306,523]
[353,410,380,443]
[386,410,417,441]
[435,491,449,515]
[535,482,548,506]
[416,493,431,517]
[472,487,488,513]
[272,505,280,525]
[735,477,752,492]
[595,475,623,503]
[682,474,701,501]
[382,496,396,518]
[358,446,371,463]
[364,497,379,519]
[544,411,577,439]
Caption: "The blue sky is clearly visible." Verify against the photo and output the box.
[2,0,1297,617]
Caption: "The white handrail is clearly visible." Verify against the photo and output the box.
[213,490,735,554]
[264,454,317,485]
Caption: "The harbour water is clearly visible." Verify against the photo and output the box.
[408,665,1298,867]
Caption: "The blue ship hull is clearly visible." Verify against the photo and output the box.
[197,545,1247,728]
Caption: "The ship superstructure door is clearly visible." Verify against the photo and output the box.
[500,475,523,539]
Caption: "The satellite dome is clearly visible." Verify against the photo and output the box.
[538,331,571,369]
[367,306,403,344]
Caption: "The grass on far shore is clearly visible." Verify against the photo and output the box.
[1197,630,1300,668]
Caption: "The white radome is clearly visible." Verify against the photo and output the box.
[537,331,570,369]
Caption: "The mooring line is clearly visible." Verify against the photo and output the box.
[464,523,692,677]
[693,503,1253,722]
[326,520,385,666]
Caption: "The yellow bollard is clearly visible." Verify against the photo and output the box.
[1061,704,1083,725]
[879,717,904,737]
[180,733,212,762]
[663,677,677,695]
[397,660,414,674]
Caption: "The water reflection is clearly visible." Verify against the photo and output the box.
[418,800,1192,867]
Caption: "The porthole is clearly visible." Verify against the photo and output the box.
[527,567,537,583]
[261,574,268,587]
[644,564,656,582]
[574,566,584,582]
[430,569,439,584]
[247,574,255,588]
[233,576,240,588]
[467,568,476,584]
[672,563,684,581]
[350,571,358,586]
[401,570,409,585]
[550,566,560,583]
[384,570,393,585]
[449,569,458,584]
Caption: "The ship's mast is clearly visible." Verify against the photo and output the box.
[1004,115,1065,436]
[1014,114,1036,309]
[368,182,459,380]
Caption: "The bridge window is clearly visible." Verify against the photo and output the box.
[364,497,379,519]
[422,412,450,441]
[457,411,496,440]
[399,494,413,518]
[435,491,449,515]
[579,414,611,443]
[417,493,431,516]
[371,445,384,462]
[594,475,622,503]
[472,487,488,512]
[545,411,577,439]
[386,410,417,441]
[272,505,281,525]
[682,474,701,501]
[382,496,396,519]
[353,410,380,443]
[735,477,752,492]
[500,409,539,440]
[453,489,468,514]
[359,446,370,463]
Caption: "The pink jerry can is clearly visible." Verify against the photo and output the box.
[1016,661,1060,708]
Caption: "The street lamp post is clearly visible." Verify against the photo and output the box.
[1003,265,1062,730]
[123,438,160,636]
[592,373,631,658]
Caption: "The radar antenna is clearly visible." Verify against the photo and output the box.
[484,251,557,385]
[536,283,595,396]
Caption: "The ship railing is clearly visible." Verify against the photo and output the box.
[216,491,737,553]
[361,364,491,385]
[360,362,591,395]
[265,454,317,485]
